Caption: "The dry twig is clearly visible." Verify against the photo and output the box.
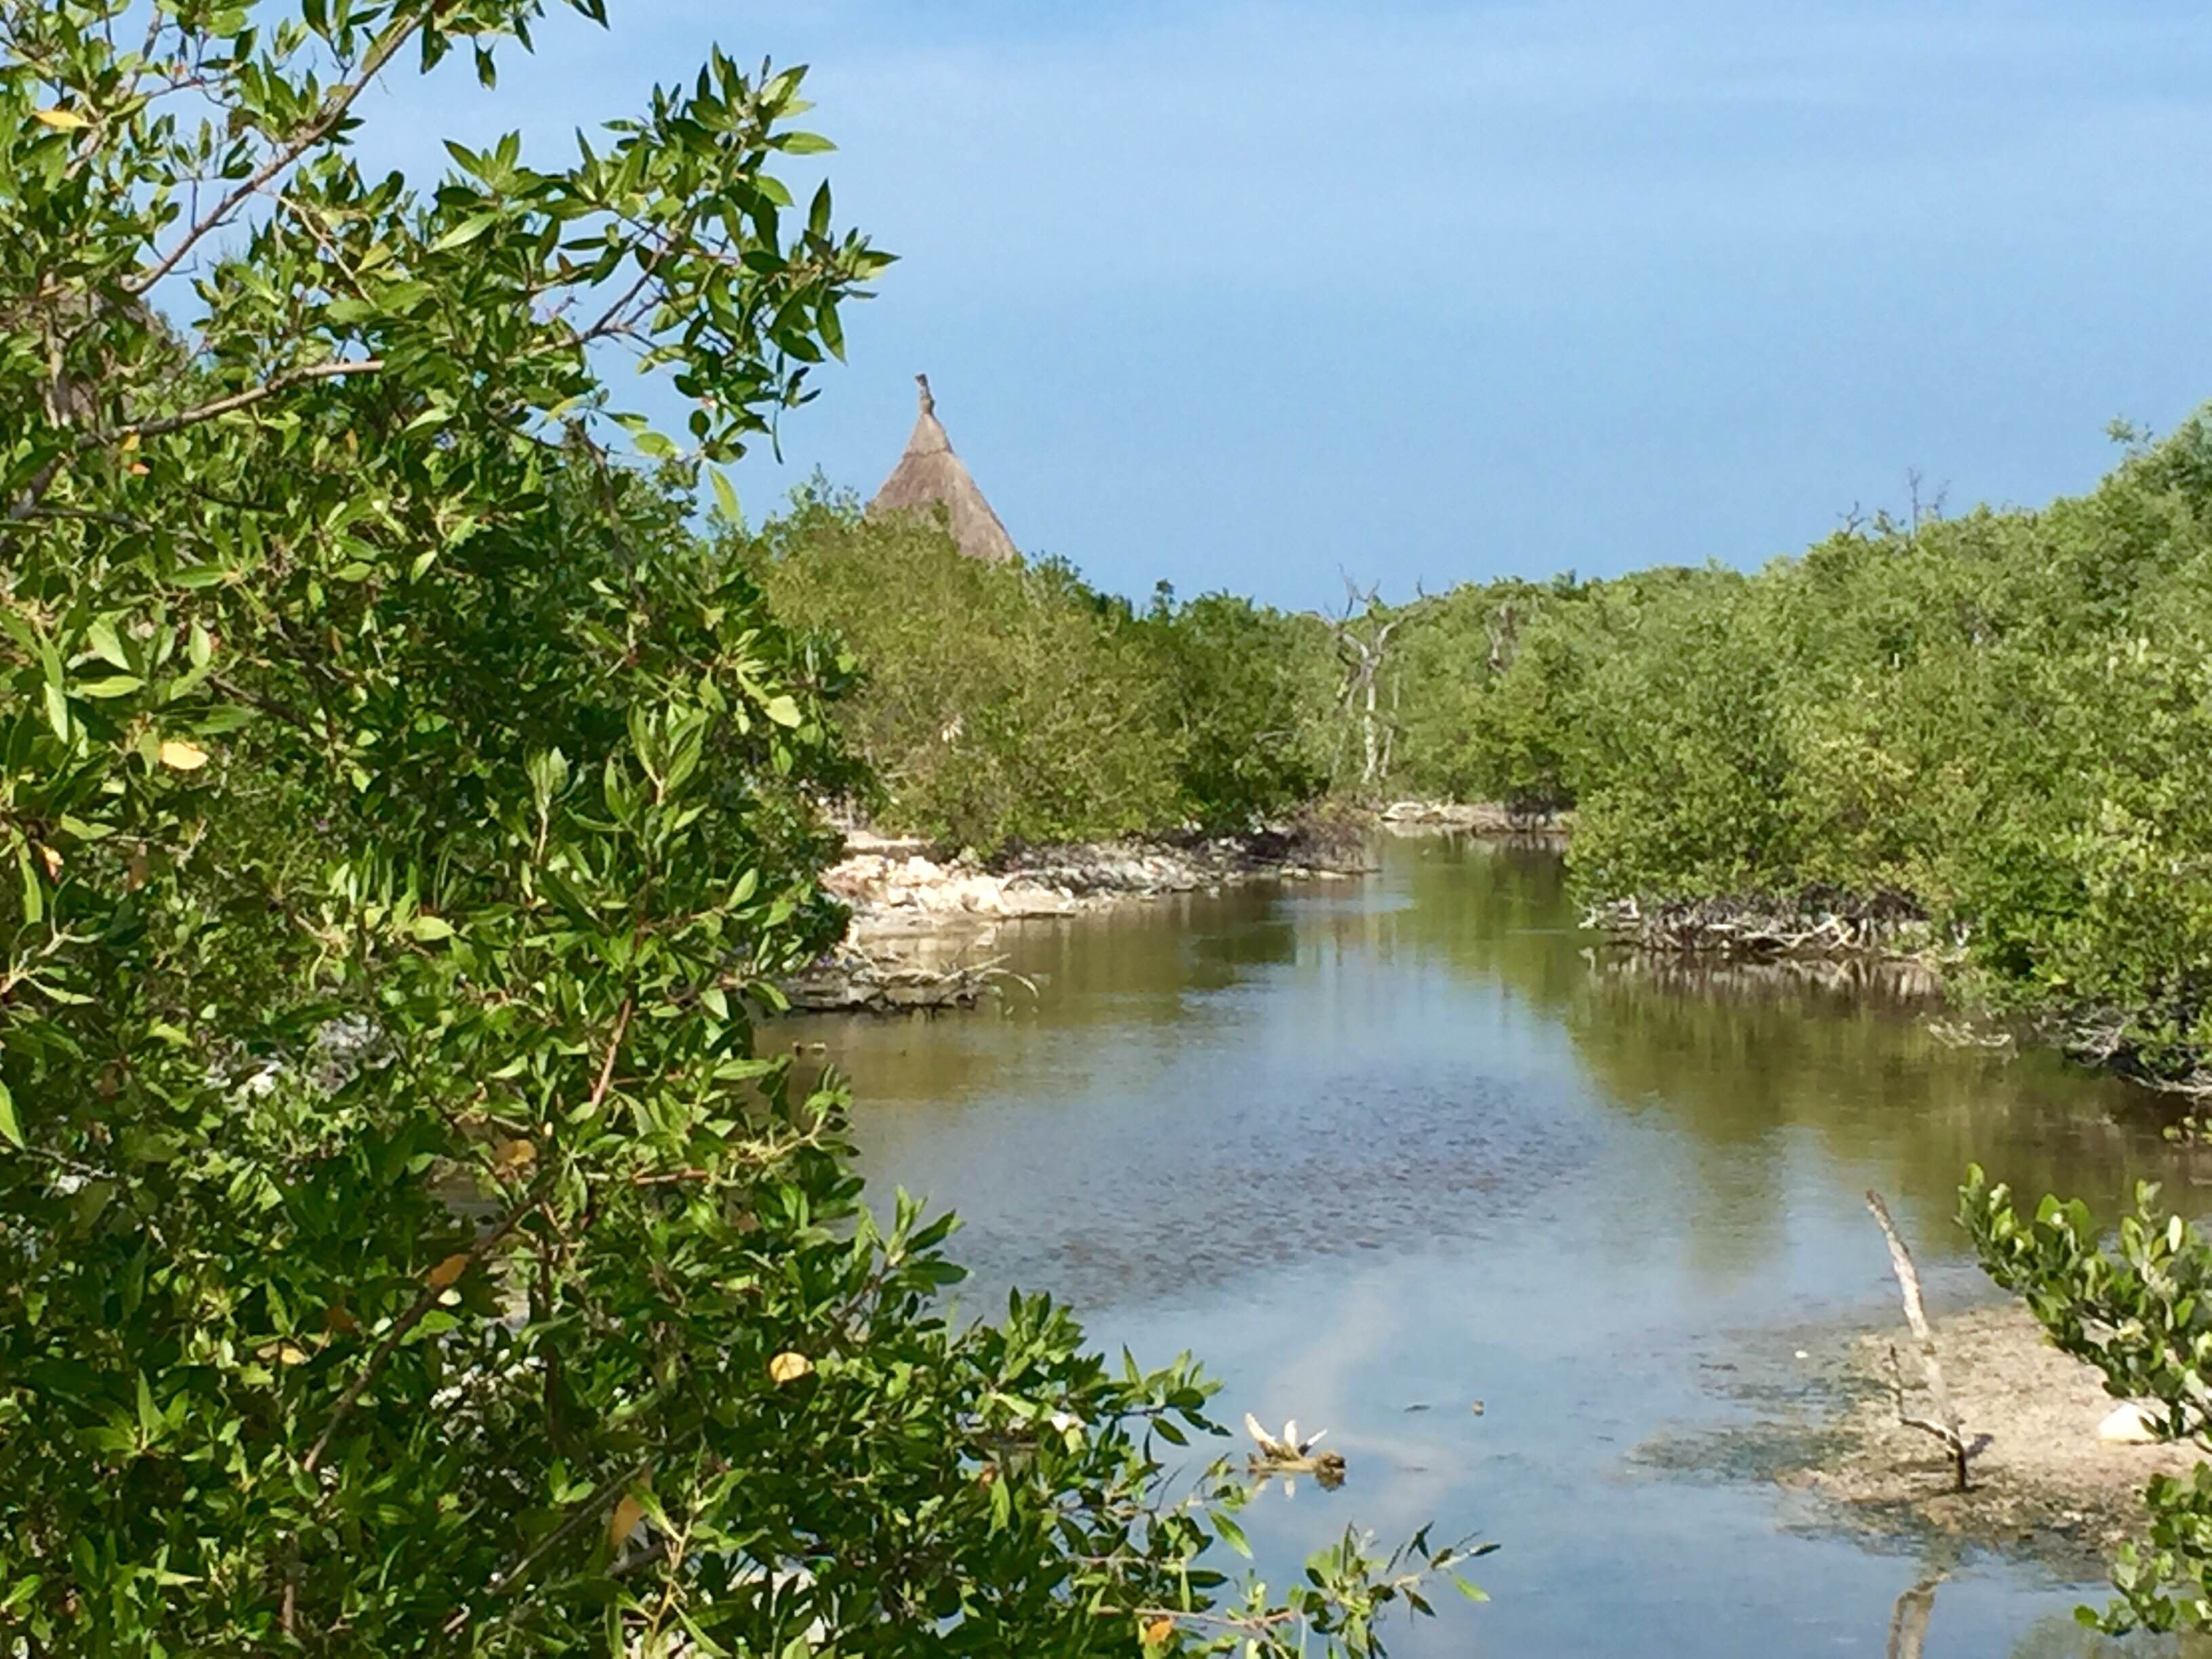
[1866,1189,1975,1490]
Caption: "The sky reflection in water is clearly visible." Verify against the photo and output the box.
[792,834,2207,1657]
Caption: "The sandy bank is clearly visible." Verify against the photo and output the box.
[1789,1302,2200,1556]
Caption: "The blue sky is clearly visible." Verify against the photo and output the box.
[373,1,2212,609]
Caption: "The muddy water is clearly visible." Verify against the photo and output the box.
[789,833,2207,1657]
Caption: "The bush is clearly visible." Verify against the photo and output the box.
[1372,409,2212,1080]
[0,6,1472,1651]
[739,501,1337,848]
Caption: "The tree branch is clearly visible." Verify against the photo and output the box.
[92,356,385,447]
[126,12,427,297]
[1867,1189,1974,1490]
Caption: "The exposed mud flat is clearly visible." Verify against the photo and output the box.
[1647,1300,2204,1572]
[1791,1303,2201,1553]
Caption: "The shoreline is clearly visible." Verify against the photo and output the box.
[820,802,1570,945]
[822,825,1372,941]
[786,821,1381,1014]
[1658,1298,2203,1572]
[784,804,1572,1014]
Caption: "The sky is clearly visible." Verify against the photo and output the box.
[369,1,2212,609]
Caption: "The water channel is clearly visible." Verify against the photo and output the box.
[790,832,2203,1656]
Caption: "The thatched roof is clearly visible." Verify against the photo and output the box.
[867,374,1019,565]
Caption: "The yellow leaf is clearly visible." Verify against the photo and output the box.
[1142,1614,1175,1645]
[157,739,209,771]
[425,1251,470,1290]
[37,844,62,880]
[494,1137,537,1170]
[277,1343,310,1366]
[767,1350,813,1385]
[121,430,140,452]
[609,1492,646,1550]
[33,108,89,131]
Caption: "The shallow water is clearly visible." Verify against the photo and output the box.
[790,833,2209,1656]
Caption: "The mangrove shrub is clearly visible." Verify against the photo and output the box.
[0,4,1475,1652]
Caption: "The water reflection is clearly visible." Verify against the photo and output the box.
[785,833,2198,1656]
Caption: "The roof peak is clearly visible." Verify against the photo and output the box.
[866,373,1019,565]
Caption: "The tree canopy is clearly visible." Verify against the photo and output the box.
[0,4,1474,1652]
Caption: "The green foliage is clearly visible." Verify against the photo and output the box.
[1372,411,2212,1080]
[1138,588,1333,834]
[737,501,1332,849]
[1963,1168,2212,1631]
[0,5,1474,1652]
[737,495,1180,851]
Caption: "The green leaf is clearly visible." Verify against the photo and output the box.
[75,674,146,699]
[763,694,802,728]
[779,132,836,155]
[0,1081,20,1149]
[431,211,499,251]
[710,468,741,525]
[86,617,131,669]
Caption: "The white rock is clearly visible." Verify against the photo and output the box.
[2097,1401,2164,1443]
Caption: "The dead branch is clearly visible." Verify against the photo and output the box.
[1866,1189,1973,1490]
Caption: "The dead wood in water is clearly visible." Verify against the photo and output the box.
[1866,1189,1978,1491]
[1583,891,1936,960]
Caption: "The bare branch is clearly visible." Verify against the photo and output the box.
[1867,1189,1975,1490]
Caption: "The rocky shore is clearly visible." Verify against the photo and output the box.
[1376,799,1568,834]
[820,827,1368,941]
[780,826,1369,1014]
[1582,890,1946,961]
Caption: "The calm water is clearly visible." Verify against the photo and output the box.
[791,834,2202,1656]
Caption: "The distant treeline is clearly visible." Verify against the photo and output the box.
[738,413,2212,1084]
[1372,409,2212,1087]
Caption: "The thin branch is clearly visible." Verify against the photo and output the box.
[444,1452,655,1636]
[300,1162,556,1475]
[91,356,385,447]
[301,998,634,1474]
[126,12,427,297]
[5,456,65,524]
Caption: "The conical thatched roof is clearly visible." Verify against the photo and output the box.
[867,374,1019,565]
